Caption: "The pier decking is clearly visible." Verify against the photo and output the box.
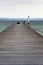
[0,24,43,65]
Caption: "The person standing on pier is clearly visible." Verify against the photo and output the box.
[27,16,30,28]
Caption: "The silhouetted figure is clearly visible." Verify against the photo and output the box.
[23,21,25,24]
[17,21,20,24]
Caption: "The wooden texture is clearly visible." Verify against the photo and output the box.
[0,24,43,65]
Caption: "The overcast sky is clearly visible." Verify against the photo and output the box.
[0,0,43,18]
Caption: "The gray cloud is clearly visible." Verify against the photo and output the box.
[0,0,43,18]
[0,0,43,6]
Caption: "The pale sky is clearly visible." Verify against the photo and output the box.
[0,0,43,18]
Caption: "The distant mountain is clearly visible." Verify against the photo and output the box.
[0,18,27,22]
[0,17,43,22]
[30,18,43,21]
